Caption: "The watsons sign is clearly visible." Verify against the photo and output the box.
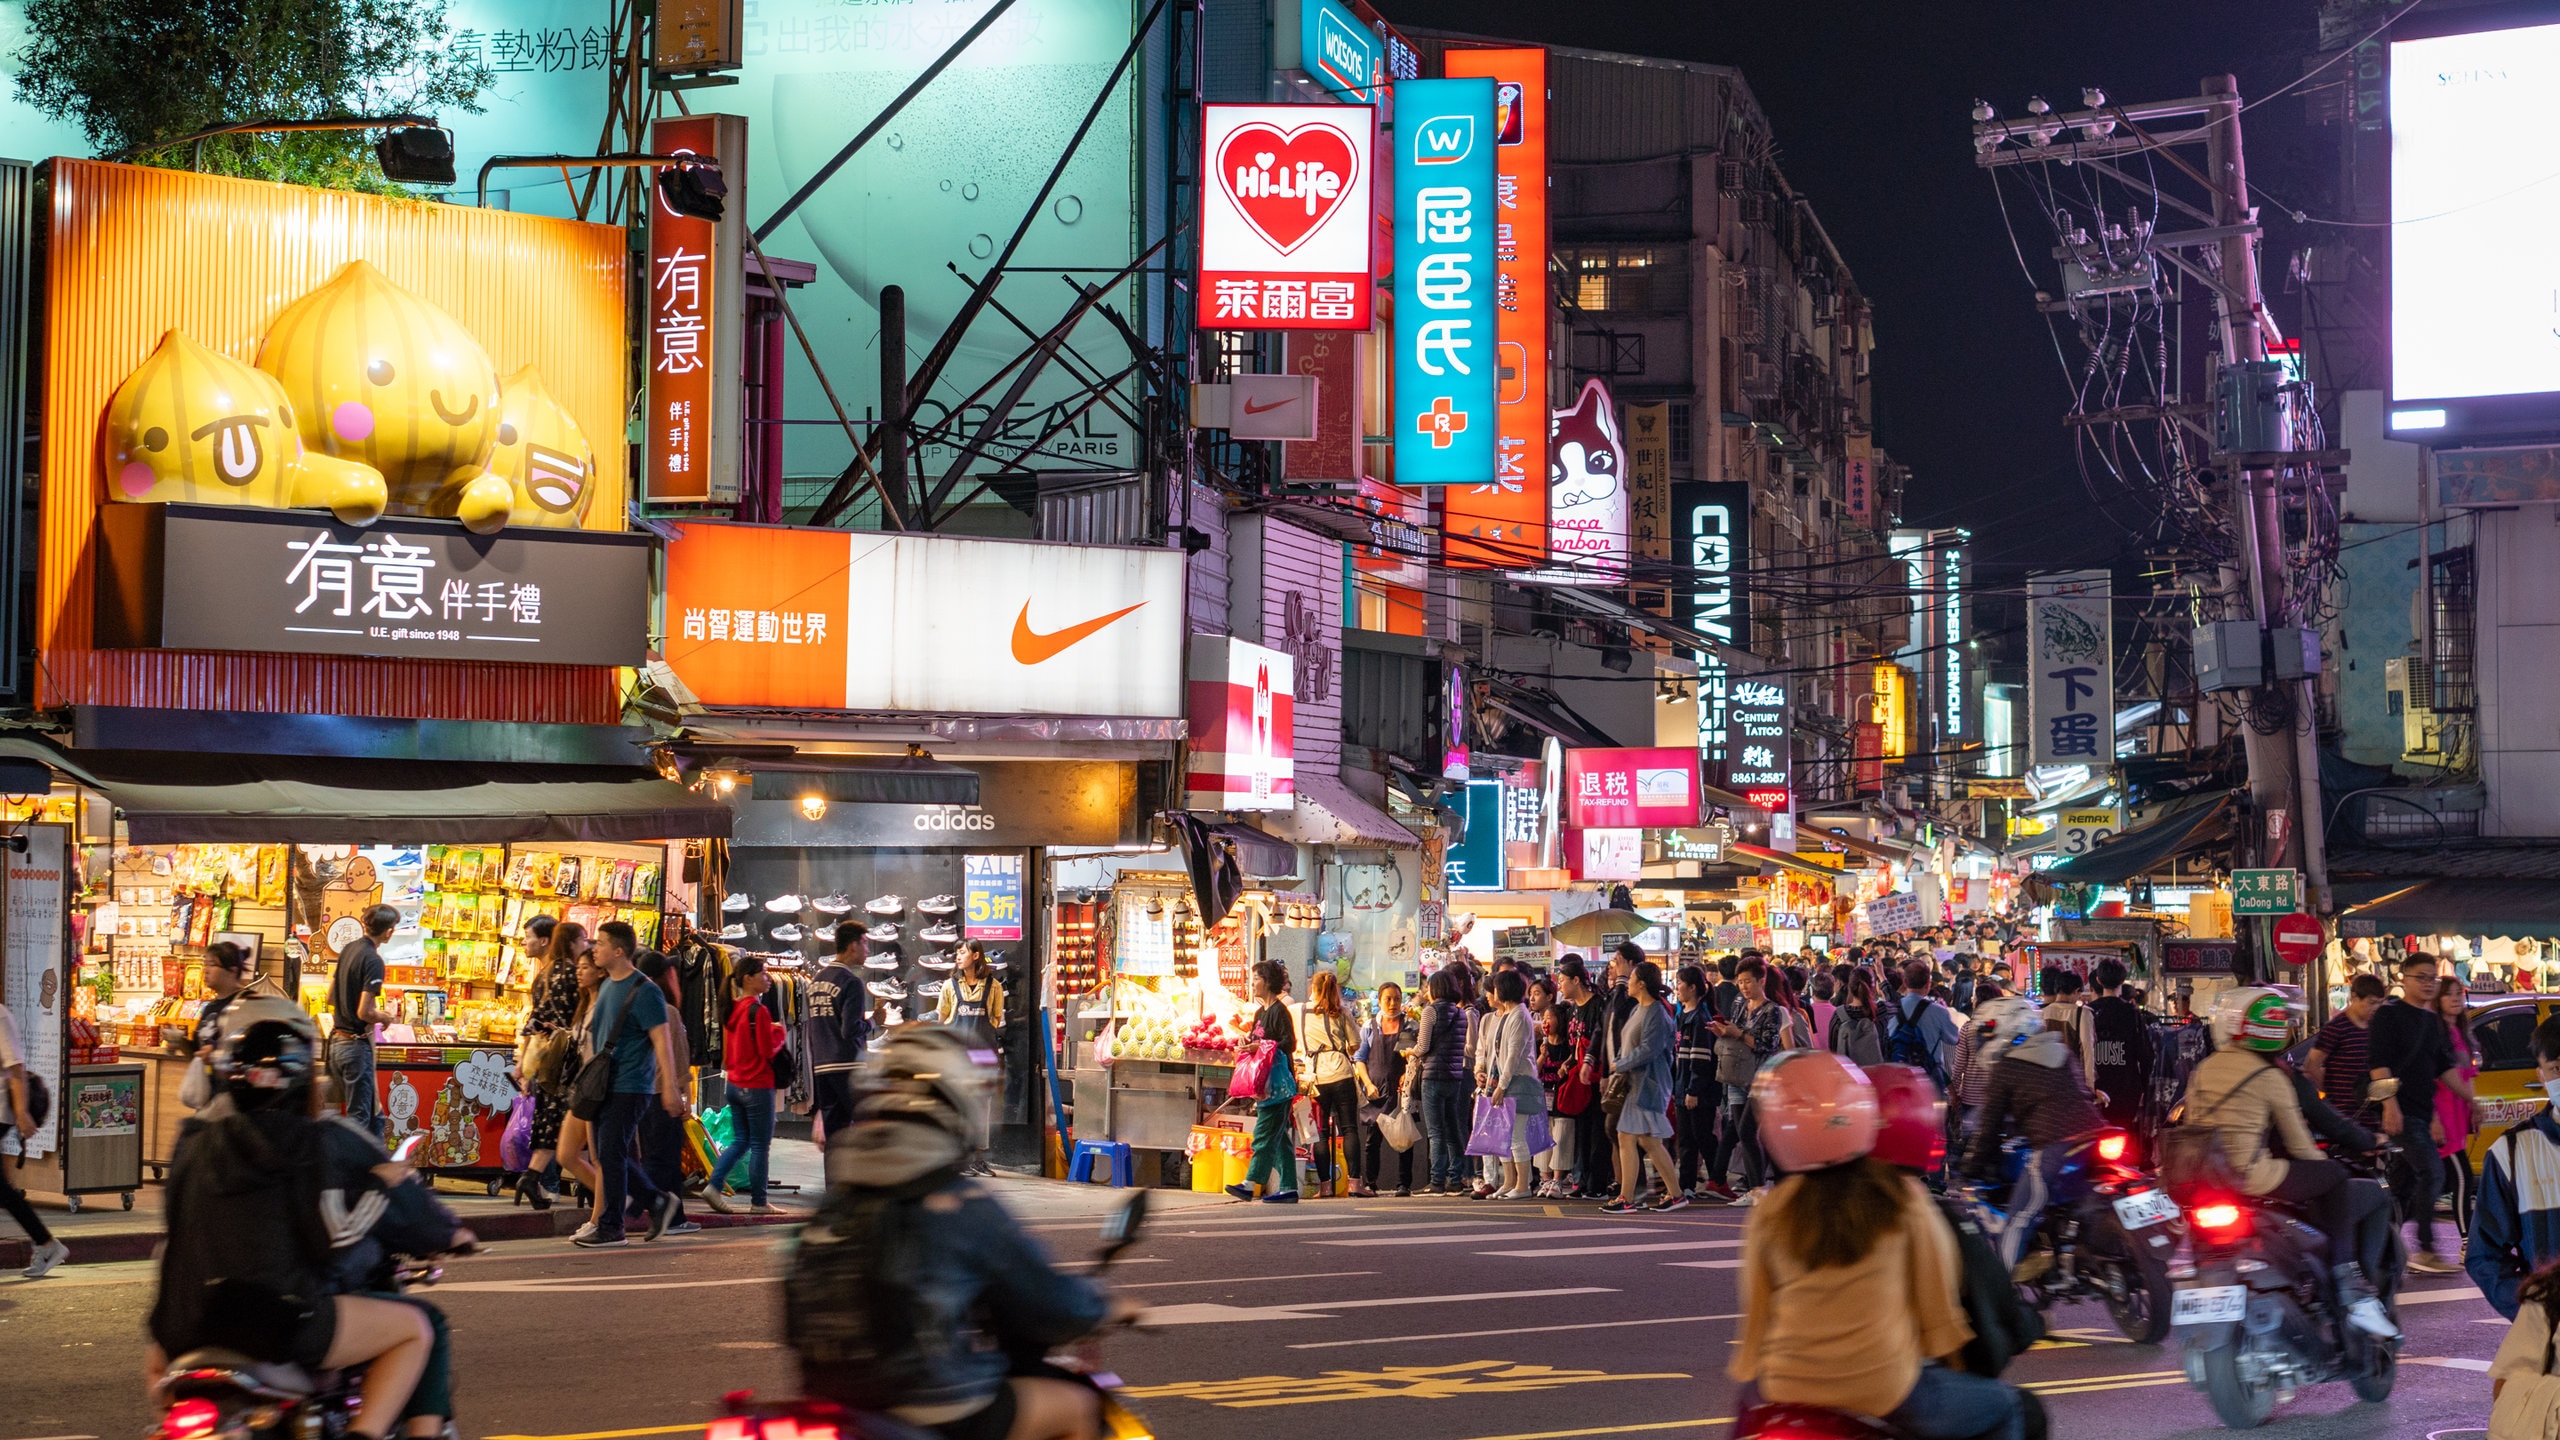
[1674,481,1750,762]
[1300,0,1383,101]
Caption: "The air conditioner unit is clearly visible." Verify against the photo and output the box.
[1737,353,1781,397]
[2385,655,2443,761]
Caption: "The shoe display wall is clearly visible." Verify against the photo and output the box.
[723,854,998,1035]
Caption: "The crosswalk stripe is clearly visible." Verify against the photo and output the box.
[1140,1286,1616,1326]
[1316,1226,1667,1248]
[2397,1286,2488,1307]
[1662,1259,1743,1270]
[1165,1219,1519,1239]
[1480,1240,1745,1258]
[1288,1311,1744,1350]
[2405,1356,2494,1372]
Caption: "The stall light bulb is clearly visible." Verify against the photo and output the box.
[798,793,827,821]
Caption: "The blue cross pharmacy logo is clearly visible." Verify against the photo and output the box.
[1414,114,1476,165]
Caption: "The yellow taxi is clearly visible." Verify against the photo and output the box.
[2468,991,2557,1174]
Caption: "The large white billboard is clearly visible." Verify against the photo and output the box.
[2390,19,2560,435]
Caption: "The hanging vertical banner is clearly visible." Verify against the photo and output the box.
[1844,455,1874,528]
[1723,668,1792,800]
[1201,103,1377,332]
[645,112,747,505]
[1281,331,1362,483]
[1627,402,1672,615]
[1441,48,1547,564]
[3,827,65,1159]
[1674,480,1751,764]
[2028,569,2114,766]
[1541,378,1630,584]
[1393,77,1498,487]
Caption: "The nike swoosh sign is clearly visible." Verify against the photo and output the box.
[1241,397,1296,414]
[1011,599,1148,665]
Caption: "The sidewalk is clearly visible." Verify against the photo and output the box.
[1,1137,1227,1270]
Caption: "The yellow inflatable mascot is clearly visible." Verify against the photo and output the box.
[101,329,388,524]
[484,366,598,528]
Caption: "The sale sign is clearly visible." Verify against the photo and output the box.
[1562,747,1701,830]
[1200,104,1376,331]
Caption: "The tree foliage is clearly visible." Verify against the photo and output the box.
[12,0,490,193]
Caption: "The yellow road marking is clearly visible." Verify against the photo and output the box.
[1123,1358,1690,1408]
[1546,1203,1565,1218]
[2023,1368,2189,1396]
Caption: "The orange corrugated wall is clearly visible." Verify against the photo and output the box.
[37,159,630,724]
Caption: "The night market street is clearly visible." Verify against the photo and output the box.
[0,1177,2515,1440]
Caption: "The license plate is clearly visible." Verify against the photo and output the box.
[2113,1188,2181,1231]
[2172,1285,2247,1326]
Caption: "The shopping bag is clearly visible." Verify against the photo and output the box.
[1378,1104,1423,1152]
[498,1094,535,1172]
[701,1103,738,1155]
[1465,1095,1516,1158]
[1228,1027,1277,1098]
[1514,1108,1554,1162]
[1293,1095,1322,1148]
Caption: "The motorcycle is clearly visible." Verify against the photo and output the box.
[151,1139,467,1440]
[1967,1127,2184,1343]
[2164,1136,2405,1429]
[721,1190,1158,1440]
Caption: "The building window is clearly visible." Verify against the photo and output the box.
[2430,546,2477,714]
[1668,403,1693,463]
[1558,245,1687,313]
[1571,330,1646,376]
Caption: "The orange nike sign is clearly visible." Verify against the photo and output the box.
[1011,599,1148,665]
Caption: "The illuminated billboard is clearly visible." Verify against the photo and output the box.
[2389,15,2560,440]
[1199,103,1376,332]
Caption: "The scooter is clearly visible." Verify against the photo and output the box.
[722,1190,1157,1440]
[2164,1110,2405,1428]
[149,1139,467,1440]
[1967,1127,2185,1343]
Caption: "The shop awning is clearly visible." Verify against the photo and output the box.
[1730,842,1847,880]
[2340,879,2560,938]
[2039,795,2231,885]
[3,738,732,844]
[1208,821,1300,878]
[1254,772,1418,848]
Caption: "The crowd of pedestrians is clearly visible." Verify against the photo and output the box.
[1220,929,2017,1208]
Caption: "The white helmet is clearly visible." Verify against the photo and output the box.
[2211,986,2299,1052]
[1972,995,2043,1052]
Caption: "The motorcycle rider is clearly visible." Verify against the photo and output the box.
[147,995,471,1440]
[2186,987,2399,1339]
[1729,1050,2027,1440]
[786,1024,1140,1440]
[1961,995,2108,1268]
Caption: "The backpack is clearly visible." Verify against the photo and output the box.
[1886,996,1946,1084]
[784,1183,936,1407]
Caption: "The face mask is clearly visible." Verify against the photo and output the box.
[2543,1079,2560,1108]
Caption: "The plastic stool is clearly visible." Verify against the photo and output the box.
[1068,1138,1135,1187]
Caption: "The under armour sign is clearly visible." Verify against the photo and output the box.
[1393,77,1498,486]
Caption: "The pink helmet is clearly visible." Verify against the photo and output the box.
[1865,1063,1946,1173]
[1750,1050,1881,1174]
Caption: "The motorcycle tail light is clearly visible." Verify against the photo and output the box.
[166,1400,222,1440]
[706,1421,752,1440]
[2096,1131,2129,1163]
[2192,1201,2249,1238]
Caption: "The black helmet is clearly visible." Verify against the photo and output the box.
[209,995,321,1111]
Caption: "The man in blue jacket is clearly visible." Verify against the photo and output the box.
[804,922,873,1141]
[2467,1012,2560,1317]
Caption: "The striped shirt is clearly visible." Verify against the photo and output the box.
[2313,1013,2370,1114]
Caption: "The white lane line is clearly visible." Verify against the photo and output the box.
[1289,1312,1744,1350]
[1116,1270,1380,1290]
[1139,1286,1615,1327]
[1316,1226,1666,1248]
[2397,1287,2490,1307]
[1161,1219,1518,1239]
[437,1275,779,1294]
[1663,1260,1744,1270]
[2405,1356,2494,1372]
[1481,1239,1746,1258]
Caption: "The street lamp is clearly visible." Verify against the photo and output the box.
[475,153,727,219]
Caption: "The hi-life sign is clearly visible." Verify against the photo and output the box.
[1392,78,1498,487]
[1675,481,1750,763]
[1199,103,1375,332]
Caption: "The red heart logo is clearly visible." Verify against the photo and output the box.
[1217,120,1360,255]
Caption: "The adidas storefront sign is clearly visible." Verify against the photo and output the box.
[913,806,998,833]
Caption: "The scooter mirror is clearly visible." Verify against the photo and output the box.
[1100,1189,1150,1255]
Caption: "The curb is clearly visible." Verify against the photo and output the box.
[0,1204,805,1272]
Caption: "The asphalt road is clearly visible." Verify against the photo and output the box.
[0,1186,2512,1440]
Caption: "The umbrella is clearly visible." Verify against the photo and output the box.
[1549,909,1655,947]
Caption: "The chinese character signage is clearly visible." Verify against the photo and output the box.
[646,113,746,504]
[1562,747,1701,830]
[1854,718,1885,791]
[1393,78,1498,486]
[1200,104,1375,332]
[1626,402,1673,613]
[661,521,1186,716]
[1541,378,1631,585]
[1298,0,1383,101]
[2028,569,2113,766]
[1184,635,1295,812]
[1845,455,1874,527]
[1675,481,1750,763]
[1442,48,1548,568]
[963,853,1024,941]
[1724,671,1792,795]
[96,503,648,666]
[2230,868,2300,917]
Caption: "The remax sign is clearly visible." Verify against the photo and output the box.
[1301,0,1382,102]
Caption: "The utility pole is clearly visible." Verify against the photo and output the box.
[1972,76,2338,998]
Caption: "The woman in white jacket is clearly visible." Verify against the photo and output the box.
[1481,968,1548,1200]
